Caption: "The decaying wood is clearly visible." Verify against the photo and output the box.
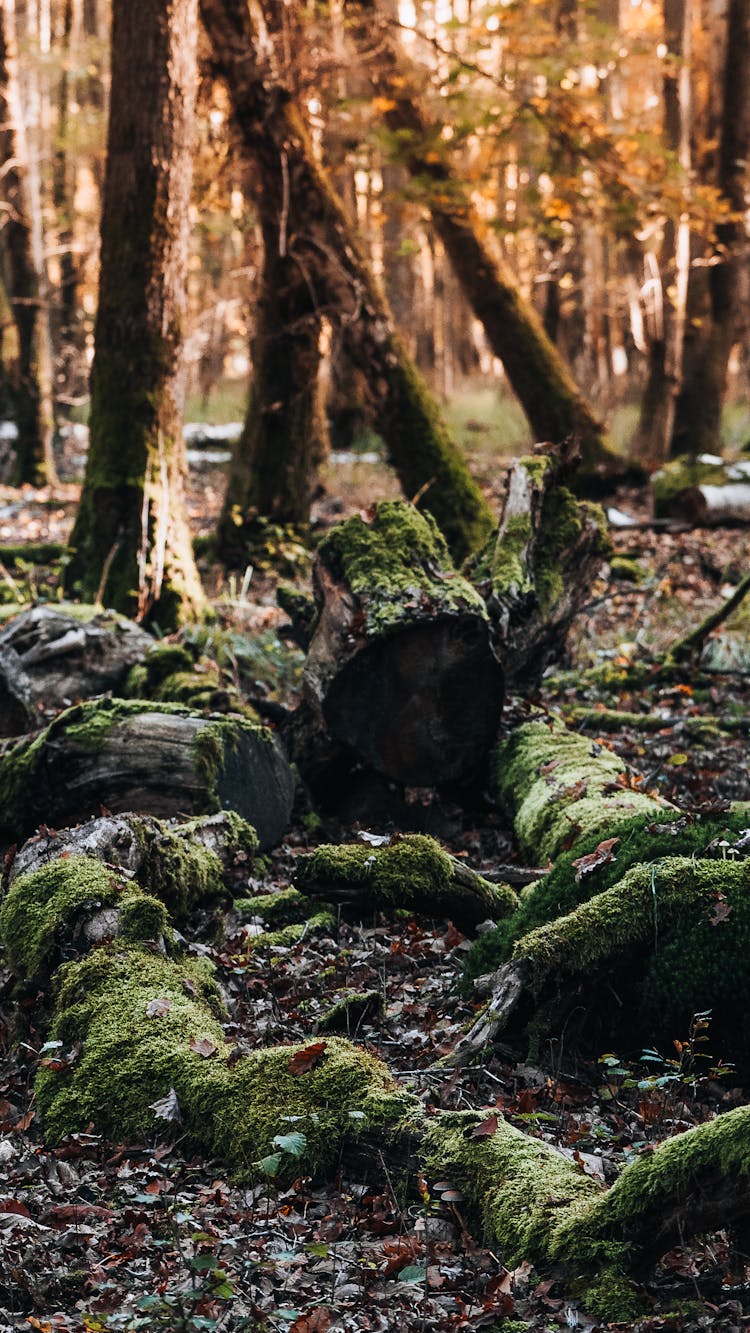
[0,604,153,735]
[0,700,295,850]
[467,457,609,687]
[298,503,503,788]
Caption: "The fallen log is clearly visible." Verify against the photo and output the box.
[6,810,258,922]
[652,454,750,523]
[298,501,503,788]
[0,603,153,735]
[293,833,516,930]
[466,456,610,686]
[0,698,295,850]
[5,848,750,1321]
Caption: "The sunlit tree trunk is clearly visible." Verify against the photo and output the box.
[347,0,617,476]
[65,0,204,624]
[670,0,748,456]
[201,0,494,562]
[0,0,58,486]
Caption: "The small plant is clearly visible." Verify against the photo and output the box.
[598,1011,734,1139]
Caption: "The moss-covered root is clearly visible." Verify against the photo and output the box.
[566,1104,750,1281]
[421,1111,637,1320]
[454,856,750,1069]
[35,945,418,1175]
[7,811,259,923]
[124,640,260,721]
[0,856,171,981]
[0,697,295,850]
[426,1105,750,1320]
[294,834,516,930]
[491,716,670,863]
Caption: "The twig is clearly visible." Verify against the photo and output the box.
[667,571,750,664]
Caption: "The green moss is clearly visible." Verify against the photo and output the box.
[301,833,514,920]
[610,555,648,584]
[317,501,488,638]
[36,945,416,1174]
[125,643,194,694]
[463,808,750,987]
[318,989,384,1032]
[652,455,729,517]
[490,718,666,862]
[0,856,169,979]
[509,857,750,1067]
[141,814,258,920]
[233,886,310,926]
[249,910,336,949]
[488,514,533,598]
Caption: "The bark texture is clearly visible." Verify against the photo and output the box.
[0,603,153,735]
[64,0,204,624]
[0,698,295,850]
[0,0,57,486]
[201,0,494,562]
[297,502,503,787]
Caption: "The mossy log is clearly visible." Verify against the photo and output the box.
[6,810,258,923]
[652,455,750,521]
[294,833,515,930]
[5,850,750,1321]
[0,603,153,735]
[457,858,750,1077]
[490,715,670,863]
[0,698,295,850]
[466,456,610,686]
[298,502,503,787]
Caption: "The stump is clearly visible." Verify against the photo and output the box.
[0,603,154,735]
[299,502,503,787]
[0,699,295,850]
[466,455,610,687]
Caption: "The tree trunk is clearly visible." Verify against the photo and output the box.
[64,0,204,625]
[0,698,295,850]
[345,0,619,479]
[0,0,58,486]
[200,0,494,562]
[669,0,748,456]
[298,501,503,787]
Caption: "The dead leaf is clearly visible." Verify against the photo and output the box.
[146,997,172,1018]
[189,1037,218,1058]
[464,1113,499,1139]
[571,836,620,883]
[182,976,199,998]
[289,1308,332,1333]
[710,895,733,926]
[288,1041,327,1075]
[149,1087,182,1122]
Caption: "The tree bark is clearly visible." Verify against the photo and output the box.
[345,0,619,478]
[298,501,503,787]
[0,698,295,850]
[0,0,58,486]
[200,0,494,562]
[0,603,153,735]
[64,0,204,625]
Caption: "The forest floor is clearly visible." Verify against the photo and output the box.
[1,436,750,1332]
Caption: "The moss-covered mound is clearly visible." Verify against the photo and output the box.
[125,640,259,721]
[0,856,170,980]
[512,857,750,1068]
[463,808,750,987]
[297,833,515,924]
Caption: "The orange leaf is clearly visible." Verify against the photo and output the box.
[288,1041,327,1075]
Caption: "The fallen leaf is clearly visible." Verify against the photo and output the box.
[146,997,172,1018]
[189,1037,218,1058]
[149,1087,182,1122]
[289,1310,331,1333]
[464,1113,499,1139]
[571,836,621,882]
[710,896,733,926]
[288,1041,327,1075]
